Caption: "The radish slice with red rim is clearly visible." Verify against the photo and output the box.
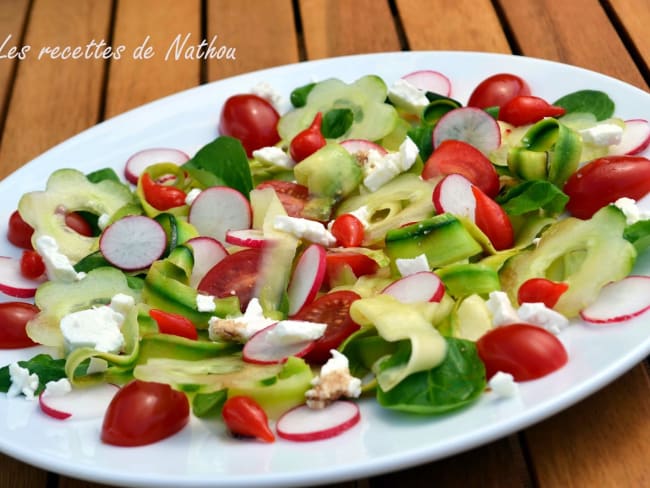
[580,275,650,324]
[39,383,119,420]
[189,187,252,243]
[432,173,477,219]
[99,215,167,271]
[186,236,228,288]
[402,70,451,97]
[242,321,325,364]
[225,228,267,248]
[382,271,445,303]
[276,401,361,442]
[340,139,388,158]
[287,244,327,315]
[124,148,189,185]
[0,256,46,298]
[433,107,501,155]
[610,119,650,156]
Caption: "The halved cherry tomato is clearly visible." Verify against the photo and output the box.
[422,139,500,197]
[467,73,531,109]
[330,214,364,247]
[563,155,650,218]
[0,302,39,349]
[7,210,34,249]
[198,248,262,312]
[477,323,568,381]
[290,112,326,162]
[499,95,566,127]
[517,278,569,308]
[324,252,379,288]
[141,172,187,211]
[256,180,309,218]
[64,212,94,237]
[101,380,190,447]
[471,186,514,250]
[149,309,198,340]
[219,94,281,157]
[20,250,45,280]
[292,290,361,364]
[221,395,275,442]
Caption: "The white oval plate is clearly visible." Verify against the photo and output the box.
[1,51,650,488]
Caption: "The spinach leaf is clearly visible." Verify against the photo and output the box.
[407,123,435,161]
[182,136,253,197]
[624,219,650,253]
[290,82,316,108]
[0,354,68,395]
[497,180,569,216]
[376,338,486,415]
[322,108,354,138]
[553,90,615,121]
[191,389,228,418]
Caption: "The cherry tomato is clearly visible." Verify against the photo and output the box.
[0,302,39,349]
[292,290,361,364]
[221,395,275,442]
[517,278,569,308]
[467,73,531,109]
[101,380,190,447]
[330,214,365,247]
[65,212,94,237]
[20,250,45,280]
[422,139,500,197]
[149,309,198,340]
[289,112,326,162]
[477,323,568,381]
[219,94,281,157]
[198,248,262,312]
[563,155,650,218]
[7,210,34,249]
[256,180,309,218]
[499,95,566,126]
[471,186,514,251]
[140,173,187,211]
[324,252,379,288]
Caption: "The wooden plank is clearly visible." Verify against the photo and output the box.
[498,0,646,89]
[0,0,112,176]
[0,0,30,125]
[525,365,650,487]
[0,453,47,488]
[206,0,299,81]
[396,0,510,53]
[607,0,650,75]
[299,0,401,58]
[103,0,202,118]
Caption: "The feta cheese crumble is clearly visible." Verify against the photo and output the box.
[488,371,519,398]
[579,123,624,146]
[486,291,520,326]
[8,362,39,399]
[252,146,295,169]
[614,197,650,225]
[97,213,111,230]
[208,298,276,342]
[265,320,326,345]
[250,81,283,111]
[60,305,126,353]
[347,205,371,228]
[196,293,217,313]
[395,253,430,276]
[486,291,569,335]
[42,378,72,398]
[388,78,430,113]
[273,215,336,246]
[35,235,86,282]
[305,350,362,409]
[363,137,419,192]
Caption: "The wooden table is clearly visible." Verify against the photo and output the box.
[1,0,650,487]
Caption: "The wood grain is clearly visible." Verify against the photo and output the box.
[396,0,511,53]
[0,0,112,175]
[299,0,401,59]
[103,0,201,118]
[0,453,47,488]
[606,0,650,76]
[206,0,299,81]
[0,0,29,128]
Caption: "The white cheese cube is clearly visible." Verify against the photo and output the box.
[388,78,430,113]
[614,197,650,225]
[273,215,336,246]
[8,362,39,399]
[517,302,569,335]
[398,136,419,171]
[196,293,217,312]
[208,297,276,342]
[42,378,72,397]
[250,81,284,111]
[265,320,326,345]
[579,123,624,146]
[306,349,362,408]
[35,235,86,282]
[60,306,125,353]
[110,293,135,315]
[252,146,295,169]
[486,291,519,326]
[347,205,371,229]
[395,254,430,276]
[488,371,519,398]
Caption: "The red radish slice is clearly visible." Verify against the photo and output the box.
[382,271,445,303]
[124,148,189,185]
[580,275,650,324]
[242,322,320,364]
[402,70,451,97]
[39,383,119,420]
[276,401,361,442]
[99,215,167,271]
[433,107,501,155]
[189,187,252,243]
[0,256,46,298]
[432,173,477,219]
[225,228,267,248]
[287,244,327,315]
[340,139,388,158]
[186,236,228,288]
[610,119,650,156]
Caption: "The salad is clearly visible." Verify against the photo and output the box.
[1,62,650,448]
